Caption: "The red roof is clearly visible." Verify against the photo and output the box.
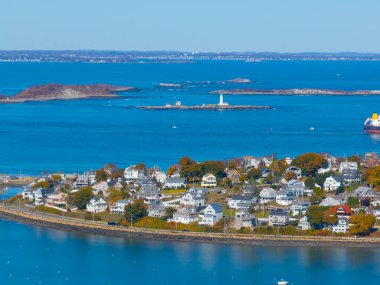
[331,205,353,215]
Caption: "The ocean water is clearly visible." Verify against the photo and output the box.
[0,218,379,285]
[0,61,380,174]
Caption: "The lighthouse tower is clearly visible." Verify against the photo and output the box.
[218,94,228,106]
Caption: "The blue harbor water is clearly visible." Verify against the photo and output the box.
[1,61,380,174]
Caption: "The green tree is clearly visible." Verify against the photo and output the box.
[74,186,93,209]
[124,199,148,224]
[162,207,176,220]
[247,168,262,181]
[347,196,360,207]
[349,213,376,236]
[313,186,324,197]
[292,153,327,177]
[309,194,322,204]
[335,185,345,195]
[306,206,329,229]
[95,169,107,182]
[304,177,315,189]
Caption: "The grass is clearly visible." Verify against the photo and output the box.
[161,189,187,195]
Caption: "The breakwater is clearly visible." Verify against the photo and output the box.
[137,105,273,110]
[1,206,380,247]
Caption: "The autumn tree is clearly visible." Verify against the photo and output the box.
[284,171,297,181]
[74,186,93,209]
[367,165,380,189]
[95,169,107,182]
[32,181,50,189]
[124,199,148,224]
[269,159,288,176]
[322,209,338,228]
[349,213,376,236]
[292,153,327,176]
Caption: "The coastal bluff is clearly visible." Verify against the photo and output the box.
[0,83,137,103]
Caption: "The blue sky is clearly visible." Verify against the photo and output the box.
[0,0,379,52]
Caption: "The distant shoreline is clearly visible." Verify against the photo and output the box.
[1,206,379,248]
[211,88,380,96]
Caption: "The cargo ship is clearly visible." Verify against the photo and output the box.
[364,112,380,133]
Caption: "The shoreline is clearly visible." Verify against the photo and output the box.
[1,206,380,248]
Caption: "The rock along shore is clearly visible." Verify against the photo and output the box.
[1,206,380,247]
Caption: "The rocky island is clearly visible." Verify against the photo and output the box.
[137,94,272,111]
[0,83,137,103]
[211,88,380,95]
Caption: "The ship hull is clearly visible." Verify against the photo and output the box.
[364,126,380,133]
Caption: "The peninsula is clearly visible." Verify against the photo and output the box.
[137,94,272,110]
[210,88,380,96]
[0,83,137,103]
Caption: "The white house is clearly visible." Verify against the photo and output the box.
[323,176,342,191]
[339,161,358,173]
[268,209,289,226]
[154,171,167,184]
[235,209,255,229]
[290,201,310,216]
[320,197,340,207]
[171,206,199,224]
[262,156,274,167]
[201,173,217,187]
[180,192,205,207]
[199,203,223,226]
[164,177,186,189]
[298,216,310,230]
[110,199,131,214]
[148,200,165,218]
[332,217,349,233]
[93,181,109,195]
[123,166,140,182]
[86,197,108,213]
[284,179,305,196]
[243,156,261,168]
[285,166,302,179]
[228,195,256,209]
[276,189,295,206]
[259,187,276,204]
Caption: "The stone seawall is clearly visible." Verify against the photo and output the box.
[1,206,380,247]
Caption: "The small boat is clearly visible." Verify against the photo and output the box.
[277,280,289,285]
[309,127,315,131]
[172,125,177,129]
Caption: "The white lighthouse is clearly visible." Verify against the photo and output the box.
[218,94,228,106]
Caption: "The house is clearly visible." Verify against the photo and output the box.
[339,161,358,173]
[199,203,224,226]
[353,186,377,200]
[164,177,186,189]
[138,182,160,201]
[180,192,205,207]
[73,174,91,188]
[323,176,342,191]
[259,187,276,204]
[45,193,67,208]
[34,187,55,205]
[93,181,109,195]
[331,205,353,217]
[107,179,124,190]
[298,216,310,230]
[262,155,275,167]
[268,209,289,226]
[225,169,241,184]
[188,187,209,195]
[86,197,108,213]
[290,201,310,216]
[201,173,217,187]
[276,189,295,206]
[342,169,360,183]
[332,217,349,233]
[123,166,140,182]
[148,200,166,218]
[110,199,131,214]
[261,168,273,178]
[243,156,261,169]
[171,206,200,224]
[320,197,340,207]
[285,156,293,165]
[154,171,167,184]
[285,166,302,179]
[235,209,255,229]
[228,195,257,210]
[284,179,305,196]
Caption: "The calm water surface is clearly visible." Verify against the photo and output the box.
[0,61,380,174]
